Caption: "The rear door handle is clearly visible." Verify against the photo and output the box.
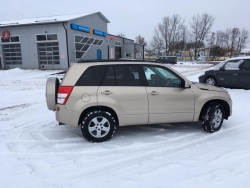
[101,90,113,95]
[149,91,159,95]
[233,74,238,75]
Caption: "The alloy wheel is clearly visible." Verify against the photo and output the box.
[88,116,110,138]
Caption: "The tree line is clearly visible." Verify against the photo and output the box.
[131,13,249,58]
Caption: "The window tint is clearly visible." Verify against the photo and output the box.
[102,66,116,86]
[75,65,106,86]
[242,60,250,70]
[47,34,57,40]
[143,65,182,87]
[224,60,244,70]
[115,65,140,86]
[10,36,20,42]
[36,35,46,41]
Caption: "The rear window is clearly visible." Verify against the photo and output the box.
[75,65,106,86]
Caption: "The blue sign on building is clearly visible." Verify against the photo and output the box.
[71,23,90,33]
[93,29,107,37]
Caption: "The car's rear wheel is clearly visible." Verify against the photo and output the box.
[81,110,117,142]
[46,77,59,111]
[205,77,217,86]
[202,103,225,133]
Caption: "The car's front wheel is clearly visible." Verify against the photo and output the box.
[205,77,217,86]
[202,103,225,133]
[81,110,117,142]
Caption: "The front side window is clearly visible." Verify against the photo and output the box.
[224,60,244,70]
[143,65,182,87]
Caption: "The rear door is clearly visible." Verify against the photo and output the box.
[97,64,148,126]
[239,59,250,88]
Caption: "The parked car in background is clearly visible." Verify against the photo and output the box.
[199,56,250,89]
[46,60,232,142]
[155,56,177,64]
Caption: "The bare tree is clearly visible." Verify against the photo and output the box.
[117,32,126,37]
[135,35,147,46]
[229,28,240,56]
[189,13,215,57]
[157,14,185,55]
[150,27,164,56]
[235,29,249,55]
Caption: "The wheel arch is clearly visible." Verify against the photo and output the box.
[78,106,119,126]
[205,75,218,85]
[199,99,230,120]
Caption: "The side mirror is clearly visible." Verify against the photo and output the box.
[220,67,225,71]
[184,81,190,88]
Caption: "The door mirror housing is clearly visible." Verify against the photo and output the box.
[220,67,225,71]
[184,81,190,88]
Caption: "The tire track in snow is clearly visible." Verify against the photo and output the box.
[19,122,249,188]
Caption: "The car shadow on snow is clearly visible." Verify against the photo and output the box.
[110,122,204,142]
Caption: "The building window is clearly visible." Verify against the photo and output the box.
[2,44,22,65]
[37,42,60,65]
[74,35,105,59]
[93,39,99,45]
[1,36,20,43]
[125,53,133,58]
[97,40,103,45]
[115,41,121,46]
[36,34,58,41]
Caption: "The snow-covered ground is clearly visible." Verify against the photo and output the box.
[1,62,250,188]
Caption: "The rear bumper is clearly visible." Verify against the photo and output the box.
[56,105,80,127]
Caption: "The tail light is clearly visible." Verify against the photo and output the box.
[57,86,74,105]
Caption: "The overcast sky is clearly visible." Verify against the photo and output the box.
[0,0,249,46]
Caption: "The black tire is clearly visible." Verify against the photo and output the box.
[205,76,217,86]
[201,103,225,133]
[81,110,117,142]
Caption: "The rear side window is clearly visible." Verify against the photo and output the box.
[75,65,106,86]
[242,60,250,70]
[102,66,116,86]
[102,65,141,86]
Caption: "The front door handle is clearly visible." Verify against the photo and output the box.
[233,74,238,75]
[101,90,113,95]
[149,91,159,95]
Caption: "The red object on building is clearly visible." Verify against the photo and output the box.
[108,35,118,41]
[1,30,10,39]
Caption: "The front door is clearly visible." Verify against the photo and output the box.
[97,65,148,126]
[217,59,243,87]
[142,65,195,124]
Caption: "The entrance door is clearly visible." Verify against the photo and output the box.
[97,49,102,60]
[38,42,60,69]
[115,46,121,59]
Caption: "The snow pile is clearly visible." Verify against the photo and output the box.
[1,66,250,188]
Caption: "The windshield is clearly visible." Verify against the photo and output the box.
[211,61,227,70]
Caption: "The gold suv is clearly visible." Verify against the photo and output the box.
[46,60,232,142]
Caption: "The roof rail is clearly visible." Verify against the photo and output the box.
[77,59,158,63]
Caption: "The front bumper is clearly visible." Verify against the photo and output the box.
[198,75,206,83]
